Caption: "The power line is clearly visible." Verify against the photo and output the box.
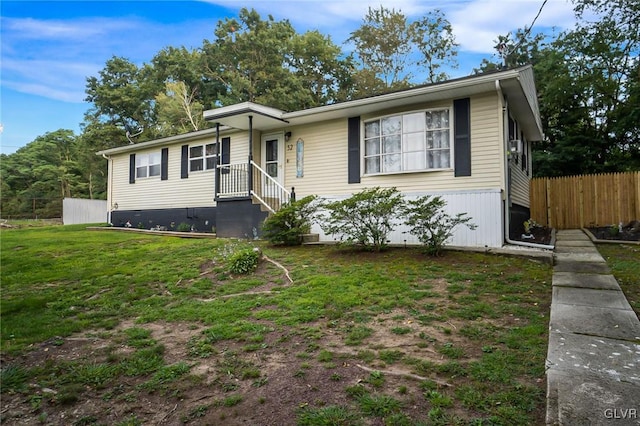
[505,0,549,60]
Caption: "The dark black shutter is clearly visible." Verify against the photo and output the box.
[221,137,230,174]
[453,98,471,177]
[161,148,169,180]
[181,145,189,179]
[347,116,360,184]
[129,154,136,184]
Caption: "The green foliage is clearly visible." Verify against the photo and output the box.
[403,195,476,256]
[348,6,458,91]
[227,248,261,274]
[321,187,404,251]
[477,0,639,176]
[358,394,402,417]
[297,405,363,426]
[176,222,192,232]
[0,365,29,392]
[261,195,318,246]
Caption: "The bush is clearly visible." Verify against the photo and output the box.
[320,187,404,251]
[403,195,476,256]
[176,222,192,232]
[228,248,261,274]
[261,195,319,245]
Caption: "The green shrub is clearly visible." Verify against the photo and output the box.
[228,248,261,274]
[176,222,192,232]
[262,195,318,245]
[321,187,404,251]
[404,195,476,256]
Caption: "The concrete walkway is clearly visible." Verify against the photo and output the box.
[546,230,640,425]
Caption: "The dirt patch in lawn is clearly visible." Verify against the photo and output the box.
[1,316,470,425]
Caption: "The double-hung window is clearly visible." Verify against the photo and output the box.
[136,152,161,178]
[189,143,218,172]
[364,109,451,174]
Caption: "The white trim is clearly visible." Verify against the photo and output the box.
[361,106,454,176]
[261,132,285,187]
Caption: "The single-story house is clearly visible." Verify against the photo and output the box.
[97,65,543,248]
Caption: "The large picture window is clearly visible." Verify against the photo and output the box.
[135,152,161,178]
[364,109,451,174]
[189,143,218,172]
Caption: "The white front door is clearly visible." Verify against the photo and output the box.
[261,133,285,186]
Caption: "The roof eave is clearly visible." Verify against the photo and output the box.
[96,126,233,156]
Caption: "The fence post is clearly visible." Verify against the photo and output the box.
[578,176,584,228]
[546,179,552,229]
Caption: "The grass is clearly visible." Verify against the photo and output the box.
[598,243,640,314]
[0,224,557,424]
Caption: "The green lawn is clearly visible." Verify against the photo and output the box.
[1,224,553,425]
[597,243,640,315]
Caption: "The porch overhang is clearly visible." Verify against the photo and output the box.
[203,102,288,130]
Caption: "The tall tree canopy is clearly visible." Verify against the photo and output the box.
[476,0,639,176]
[348,6,458,90]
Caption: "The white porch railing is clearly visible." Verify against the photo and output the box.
[216,161,292,214]
[250,161,291,213]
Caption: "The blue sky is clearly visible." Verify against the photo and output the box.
[0,0,579,155]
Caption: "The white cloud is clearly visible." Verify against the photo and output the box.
[450,0,576,53]
[1,58,97,102]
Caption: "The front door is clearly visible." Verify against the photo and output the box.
[261,133,284,186]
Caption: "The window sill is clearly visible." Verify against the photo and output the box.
[363,168,453,177]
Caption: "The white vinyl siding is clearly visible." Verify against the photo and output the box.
[312,189,504,248]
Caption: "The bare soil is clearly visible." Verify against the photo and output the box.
[1,316,484,425]
[588,221,640,242]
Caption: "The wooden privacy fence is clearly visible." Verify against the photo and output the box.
[530,171,640,229]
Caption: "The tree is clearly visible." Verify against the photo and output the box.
[533,15,639,175]
[85,56,161,141]
[155,81,207,135]
[201,8,305,110]
[412,10,459,83]
[0,130,83,218]
[476,0,639,176]
[289,30,355,107]
[348,6,458,92]
[348,6,414,89]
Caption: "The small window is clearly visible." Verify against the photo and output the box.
[135,152,161,179]
[364,109,451,174]
[189,143,218,172]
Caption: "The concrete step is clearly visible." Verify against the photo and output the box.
[301,233,320,244]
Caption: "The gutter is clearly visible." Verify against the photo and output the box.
[496,80,554,251]
[102,153,113,225]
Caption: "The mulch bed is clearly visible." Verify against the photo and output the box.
[587,222,640,242]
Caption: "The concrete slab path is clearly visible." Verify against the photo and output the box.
[546,230,640,425]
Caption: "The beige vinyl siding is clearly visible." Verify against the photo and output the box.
[284,92,505,198]
[509,140,531,208]
[109,131,247,211]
